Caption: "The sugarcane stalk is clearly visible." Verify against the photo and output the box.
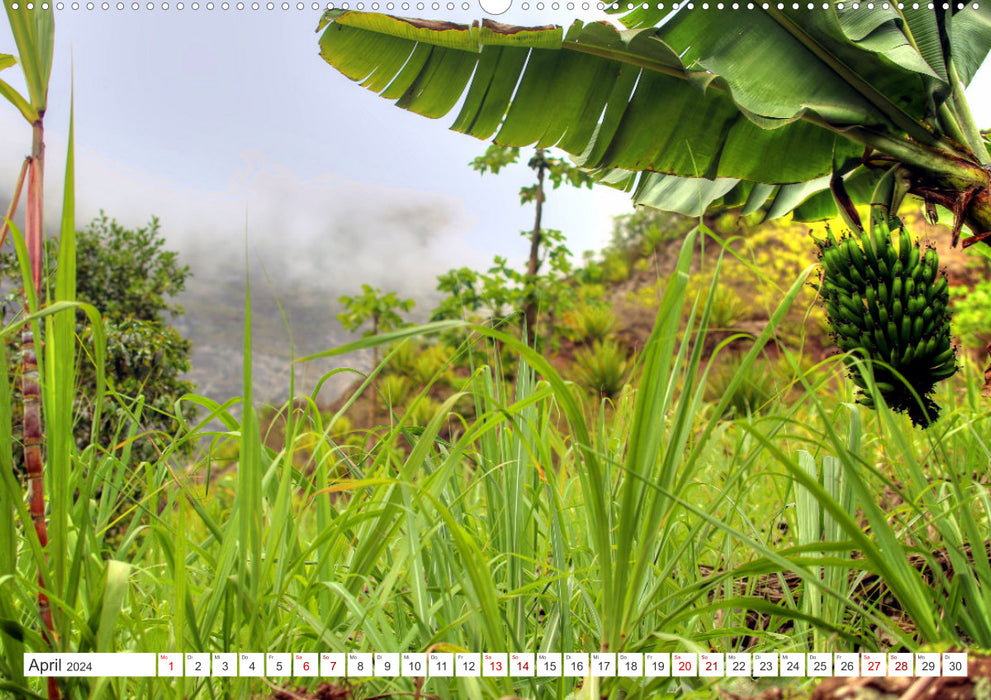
[22,119,59,700]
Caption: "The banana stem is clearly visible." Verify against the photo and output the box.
[835,124,986,190]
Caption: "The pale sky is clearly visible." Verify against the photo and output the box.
[0,5,637,308]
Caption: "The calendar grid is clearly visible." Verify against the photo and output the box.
[23,651,969,679]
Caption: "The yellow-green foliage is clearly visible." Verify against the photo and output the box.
[684,275,744,330]
[377,374,412,412]
[404,395,445,426]
[711,216,830,344]
[628,275,669,308]
[385,340,421,377]
[703,353,780,418]
[563,303,618,344]
[602,250,631,283]
[411,343,456,386]
[573,339,631,398]
[951,281,991,351]
[737,218,821,307]
[577,282,608,303]
[323,412,355,441]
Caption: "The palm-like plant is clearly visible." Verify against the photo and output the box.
[315,6,990,268]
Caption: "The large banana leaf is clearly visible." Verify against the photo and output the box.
[317,7,991,229]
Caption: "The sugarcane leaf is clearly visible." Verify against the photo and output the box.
[0,77,38,122]
[3,1,53,113]
[95,561,130,653]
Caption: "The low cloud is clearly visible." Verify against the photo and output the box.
[0,120,485,402]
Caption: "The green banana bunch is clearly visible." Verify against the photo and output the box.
[815,214,957,428]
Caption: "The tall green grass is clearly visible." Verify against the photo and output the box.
[2,222,990,699]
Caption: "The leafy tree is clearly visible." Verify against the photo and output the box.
[431,267,484,321]
[337,283,415,368]
[432,265,518,324]
[431,235,577,347]
[337,284,414,425]
[470,145,591,346]
[3,213,196,468]
[75,213,188,322]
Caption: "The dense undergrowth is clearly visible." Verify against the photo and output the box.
[3,223,991,700]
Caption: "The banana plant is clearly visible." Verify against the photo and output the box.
[315,4,991,652]
[0,5,62,699]
[315,6,990,240]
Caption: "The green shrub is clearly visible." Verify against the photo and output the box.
[704,355,779,418]
[404,395,444,426]
[410,343,455,387]
[573,339,631,398]
[321,412,354,441]
[384,340,421,377]
[609,207,692,254]
[575,254,605,285]
[602,251,631,283]
[951,280,991,350]
[576,282,608,303]
[2,213,195,469]
[377,374,412,412]
[686,276,744,331]
[640,218,679,254]
[566,304,617,344]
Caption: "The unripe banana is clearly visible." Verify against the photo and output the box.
[815,212,956,428]
[930,346,956,368]
[878,283,890,308]
[848,241,868,278]
[907,295,923,316]
[929,364,958,381]
[899,227,912,265]
[912,316,924,344]
[908,245,920,271]
[887,321,900,346]
[873,328,891,357]
[902,344,915,366]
